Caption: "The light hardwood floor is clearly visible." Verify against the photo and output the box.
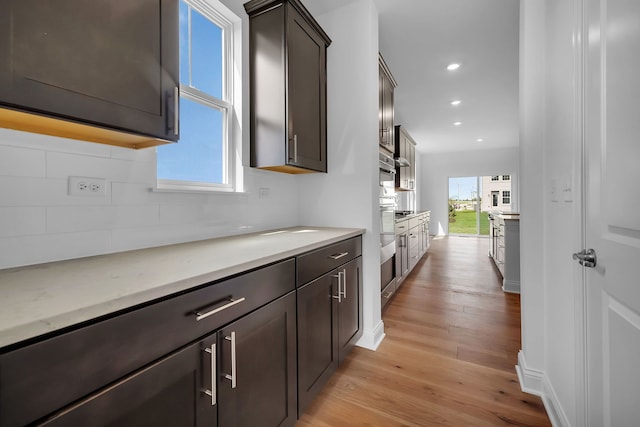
[297,235,551,426]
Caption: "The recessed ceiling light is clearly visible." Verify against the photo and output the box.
[453,121,462,126]
[447,63,461,71]
[451,100,461,106]
[476,138,484,142]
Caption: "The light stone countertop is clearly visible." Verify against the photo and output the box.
[0,226,364,349]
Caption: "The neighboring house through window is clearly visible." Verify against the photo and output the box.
[502,175,511,181]
[491,176,499,181]
[502,190,511,204]
[157,0,237,192]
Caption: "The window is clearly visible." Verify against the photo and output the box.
[157,0,236,191]
[502,175,511,181]
[491,176,499,181]
[492,191,499,207]
[502,190,511,204]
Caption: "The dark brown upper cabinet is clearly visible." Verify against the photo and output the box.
[395,125,416,191]
[0,0,179,149]
[379,53,397,155]
[245,0,331,174]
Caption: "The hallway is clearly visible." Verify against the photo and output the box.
[298,236,551,426]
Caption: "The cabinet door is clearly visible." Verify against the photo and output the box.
[39,342,215,427]
[286,4,327,172]
[379,66,395,153]
[0,0,179,141]
[218,291,297,427]
[338,257,363,363]
[297,272,339,415]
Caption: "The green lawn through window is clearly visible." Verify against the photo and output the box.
[449,210,490,235]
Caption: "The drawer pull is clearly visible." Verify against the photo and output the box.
[329,252,349,260]
[196,297,246,321]
[382,291,394,298]
[202,344,216,405]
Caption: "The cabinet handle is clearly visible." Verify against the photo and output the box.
[174,86,179,136]
[224,331,237,389]
[202,344,216,405]
[329,252,349,260]
[331,272,342,302]
[340,269,347,299]
[289,134,298,163]
[195,297,246,321]
[382,290,394,298]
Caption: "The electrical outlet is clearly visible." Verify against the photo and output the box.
[258,187,270,198]
[69,176,107,197]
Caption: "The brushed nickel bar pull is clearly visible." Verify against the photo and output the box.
[340,269,347,299]
[174,86,179,136]
[331,272,342,302]
[224,332,237,388]
[196,297,246,321]
[202,344,216,405]
[329,252,349,260]
[293,134,298,163]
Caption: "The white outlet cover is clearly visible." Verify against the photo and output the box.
[69,176,107,197]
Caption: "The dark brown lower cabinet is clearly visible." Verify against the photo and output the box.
[297,256,363,416]
[37,291,298,427]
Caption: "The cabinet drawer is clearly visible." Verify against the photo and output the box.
[296,237,362,286]
[395,219,409,235]
[408,216,421,229]
[0,259,295,427]
[381,280,396,309]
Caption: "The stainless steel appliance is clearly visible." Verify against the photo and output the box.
[379,151,396,306]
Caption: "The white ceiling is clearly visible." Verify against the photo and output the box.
[307,0,520,154]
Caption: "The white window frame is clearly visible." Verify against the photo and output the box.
[157,0,238,193]
[502,190,511,204]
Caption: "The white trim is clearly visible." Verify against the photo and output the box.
[517,350,571,427]
[502,279,520,294]
[516,350,544,395]
[542,378,572,427]
[356,320,385,351]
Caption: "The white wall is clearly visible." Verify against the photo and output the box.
[517,0,546,398]
[418,147,519,236]
[299,0,383,349]
[519,0,582,425]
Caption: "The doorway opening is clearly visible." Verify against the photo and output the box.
[448,175,513,236]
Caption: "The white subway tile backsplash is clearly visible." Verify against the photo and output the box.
[46,205,160,233]
[47,152,155,184]
[0,231,110,269]
[0,177,111,207]
[110,145,157,162]
[0,129,112,157]
[0,133,300,269]
[0,207,46,237]
[0,145,46,177]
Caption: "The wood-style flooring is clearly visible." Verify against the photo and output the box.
[297,236,551,427]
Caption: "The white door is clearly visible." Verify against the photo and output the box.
[583,0,640,425]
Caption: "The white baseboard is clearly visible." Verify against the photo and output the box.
[503,279,521,294]
[356,320,385,350]
[542,379,570,427]
[516,350,544,395]
[516,350,571,427]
